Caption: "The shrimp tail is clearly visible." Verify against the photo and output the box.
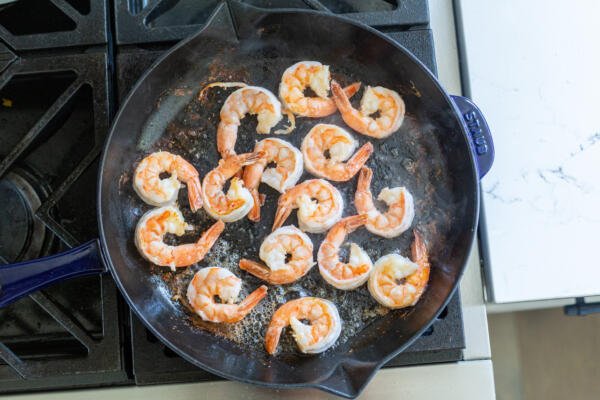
[357,166,373,193]
[197,220,225,254]
[248,189,262,222]
[343,82,362,99]
[347,142,374,176]
[409,230,431,304]
[343,214,369,233]
[330,80,353,113]
[239,151,267,167]
[187,178,203,212]
[233,285,268,322]
[242,160,266,222]
[247,191,267,222]
[239,259,271,281]
[355,167,375,214]
[265,322,285,355]
[411,230,429,268]
[221,151,265,178]
[272,203,292,231]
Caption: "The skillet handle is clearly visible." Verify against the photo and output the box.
[0,240,105,307]
[451,95,494,178]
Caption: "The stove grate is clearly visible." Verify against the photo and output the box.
[114,0,429,44]
[0,0,108,51]
[0,50,127,394]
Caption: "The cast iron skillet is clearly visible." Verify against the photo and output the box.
[0,2,494,397]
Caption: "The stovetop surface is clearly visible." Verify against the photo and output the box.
[0,0,464,393]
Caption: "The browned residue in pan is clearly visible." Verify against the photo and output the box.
[122,54,457,355]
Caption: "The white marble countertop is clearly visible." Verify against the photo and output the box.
[3,2,494,399]
[457,0,600,303]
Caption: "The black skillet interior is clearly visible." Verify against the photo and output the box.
[99,2,478,398]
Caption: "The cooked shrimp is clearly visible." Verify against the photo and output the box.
[202,152,264,222]
[272,179,343,233]
[243,138,304,221]
[239,226,314,284]
[217,86,283,159]
[368,231,430,309]
[187,267,267,323]
[279,61,361,118]
[134,205,225,270]
[331,80,405,139]
[355,166,414,238]
[301,123,373,182]
[133,151,203,211]
[265,297,341,354]
[317,215,373,290]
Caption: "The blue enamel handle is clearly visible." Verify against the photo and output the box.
[0,240,105,307]
[451,95,494,178]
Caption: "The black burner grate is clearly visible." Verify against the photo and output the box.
[0,0,108,51]
[0,49,128,393]
[114,0,428,44]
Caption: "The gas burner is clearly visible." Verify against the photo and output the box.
[0,50,126,393]
[0,166,54,263]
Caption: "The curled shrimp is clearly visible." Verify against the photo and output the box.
[187,267,267,323]
[355,166,415,238]
[279,61,361,118]
[331,80,405,139]
[239,226,314,285]
[217,86,283,159]
[243,138,304,221]
[317,214,373,290]
[368,231,430,309]
[202,152,264,222]
[272,179,343,234]
[301,123,373,182]
[133,151,203,211]
[265,297,341,355]
[134,205,225,270]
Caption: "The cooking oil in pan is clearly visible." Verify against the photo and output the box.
[133,54,456,354]
[167,234,390,354]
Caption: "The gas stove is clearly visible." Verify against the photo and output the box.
[0,0,464,393]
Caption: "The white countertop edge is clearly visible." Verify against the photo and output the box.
[430,0,491,361]
[486,295,600,314]
[1,361,495,400]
